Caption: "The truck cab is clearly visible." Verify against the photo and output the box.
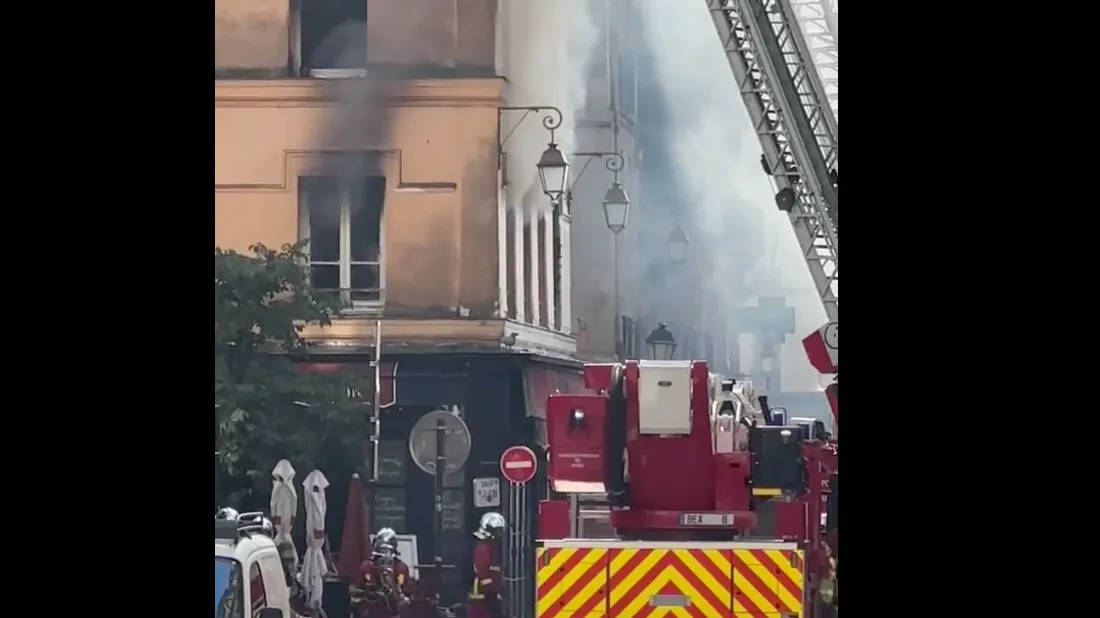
[214,512,292,618]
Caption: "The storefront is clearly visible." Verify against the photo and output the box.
[301,352,587,603]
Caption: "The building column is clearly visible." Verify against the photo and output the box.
[497,170,508,318]
[542,209,556,330]
[528,208,541,326]
[560,209,572,335]
[512,206,526,322]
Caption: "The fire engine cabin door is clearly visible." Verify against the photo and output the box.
[731,543,805,618]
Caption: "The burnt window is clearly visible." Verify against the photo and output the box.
[298,175,386,308]
[293,0,369,76]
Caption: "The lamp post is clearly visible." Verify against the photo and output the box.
[562,151,630,358]
[646,323,677,360]
[499,106,570,202]
[537,143,569,203]
[668,219,690,263]
[595,154,629,358]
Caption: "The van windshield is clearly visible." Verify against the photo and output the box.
[215,557,243,618]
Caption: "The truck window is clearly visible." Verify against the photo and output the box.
[215,557,243,618]
[249,562,267,617]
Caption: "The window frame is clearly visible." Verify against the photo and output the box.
[248,561,267,617]
[290,0,370,78]
[298,176,386,313]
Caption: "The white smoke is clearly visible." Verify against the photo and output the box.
[637,0,827,389]
[502,0,600,215]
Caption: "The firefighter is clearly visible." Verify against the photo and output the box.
[467,512,506,618]
[352,528,413,618]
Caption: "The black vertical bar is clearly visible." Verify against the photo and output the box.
[434,418,446,572]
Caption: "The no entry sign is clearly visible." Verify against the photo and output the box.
[499,445,538,485]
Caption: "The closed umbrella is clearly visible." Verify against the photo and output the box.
[301,469,330,608]
[270,459,298,567]
[336,473,370,580]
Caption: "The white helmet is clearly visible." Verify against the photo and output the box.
[216,507,240,521]
[373,527,398,556]
[474,512,506,540]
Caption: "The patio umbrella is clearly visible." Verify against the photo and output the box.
[336,473,370,580]
[269,459,298,567]
[301,469,330,608]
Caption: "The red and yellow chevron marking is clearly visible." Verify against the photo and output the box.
[608,547,733,618]
[535,546,804,618]
[536,546,610,618]
[731,549,804,618]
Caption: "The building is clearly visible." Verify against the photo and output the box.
[216,0,578,599]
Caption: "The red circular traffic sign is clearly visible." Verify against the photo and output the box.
[499,445,538,485]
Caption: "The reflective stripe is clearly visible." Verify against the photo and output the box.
[479,578,493,585]
[490,566,501,572]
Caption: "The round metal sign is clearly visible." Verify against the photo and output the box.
[409,408,472,476]
[499,445,538,485]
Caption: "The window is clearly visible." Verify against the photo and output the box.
[299,175,386,308]
[293,0,369,76]
[214,557,243,618]
[616,51,638,122]
[248,562,267,617]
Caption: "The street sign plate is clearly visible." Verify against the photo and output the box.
[500,445,538,485]
[679,513,735,527]
[473,477,501,508]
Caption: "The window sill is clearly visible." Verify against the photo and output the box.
[339,304,385,318]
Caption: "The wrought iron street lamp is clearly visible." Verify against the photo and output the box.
[646,322,677,360]
[537,142,569,203]
[562,150,630,358]
[498,105,570,202]
[602,180,630,234]
[668,220,690,263]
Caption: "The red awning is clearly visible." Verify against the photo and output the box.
[299,361,398,408]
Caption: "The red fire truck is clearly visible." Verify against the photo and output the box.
[537,360,837,618]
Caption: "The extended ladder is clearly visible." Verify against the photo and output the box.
[705,0,838,324]
[789,0,838,118]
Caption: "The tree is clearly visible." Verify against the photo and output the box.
[215,242,368,508]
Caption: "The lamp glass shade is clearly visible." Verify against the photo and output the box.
[647,341,676,360]
[537,144,569,202]
[602,183,630,233]
[667,222,690,262]
[645,323,677,360]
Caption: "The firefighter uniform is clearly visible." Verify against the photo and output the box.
[352,558,414,617]
[467,512,506,618]
[352,529,414,618]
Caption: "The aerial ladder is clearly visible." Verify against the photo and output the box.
[705,0,839,431]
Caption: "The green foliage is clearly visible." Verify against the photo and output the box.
[215,242,368,507]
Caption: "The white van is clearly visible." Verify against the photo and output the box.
[214,512,292,618]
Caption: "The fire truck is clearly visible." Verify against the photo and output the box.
[532,0,838,616]
[538,361,837,618]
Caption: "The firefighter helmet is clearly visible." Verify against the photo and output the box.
[474,512,506,539]
[373,527,399,556]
